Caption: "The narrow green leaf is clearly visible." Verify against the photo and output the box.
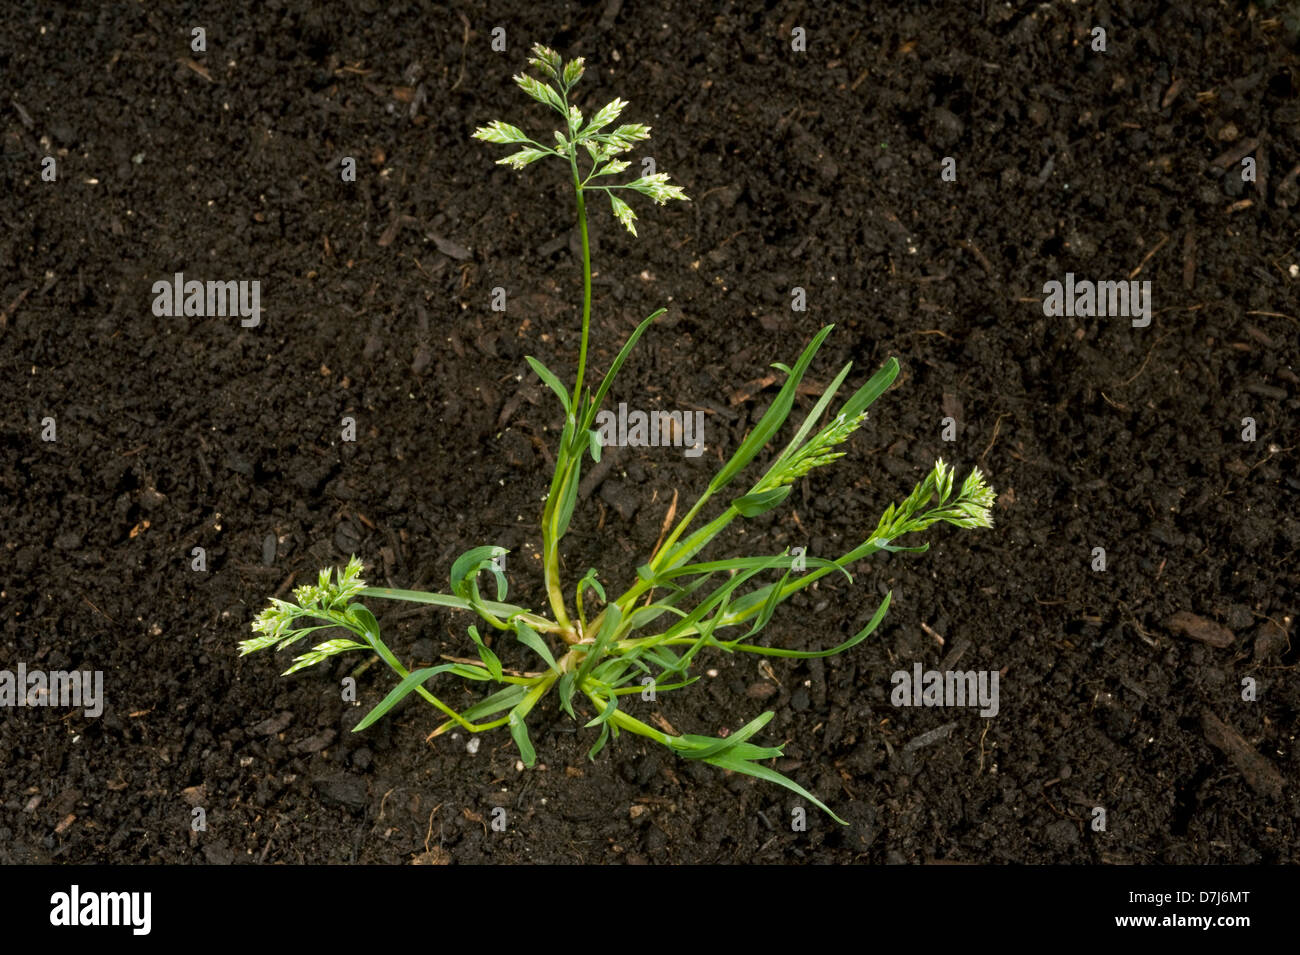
[674,711,775,760]
[346,604,381,644]
[556,456,582,537]
[705,750,846,825]
[461,683,530,721]
[709,325,834,493]
[730,591,892,658]
[514,621,560,675]
[574,605,623,687]
[580,309,666,435]
[450,546,507,599]
[353,665,461,731]
[467,625,504,682]
[558,672,577,719]
[732,486,793,517]
[584,694,619,728]
[838,356,899,420]
[642,646,684,671]
[446,664,495,682]
[659,554,786,644]
[357,586,532,622]
[587,719,611,760]
[743,569,791,638]
[509,708,537,766]
[577,568,606,603]
[525,355,572,414]
[652,553,848,584]
[624,601,689,630]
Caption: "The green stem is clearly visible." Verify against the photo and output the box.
[612,541,886,652]
[570,161,592,408]
[366,629,478,732]
[358,586,561,635]
[582,687,674,745]
[593,504,739,633]
[650,490,715,571]
[538,137,594,637]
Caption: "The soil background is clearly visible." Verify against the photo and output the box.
[2,1,1298,865]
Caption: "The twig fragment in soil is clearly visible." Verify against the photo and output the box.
[1246,310,1299,325]
[1165,610,1234,648]
[939,637,970,672]
[428,233,471,260]
[650,712,678,736]
[439,654,542,679]
[979,412,1010,464]
[909,328,956,340]
[79,594,115,624]
[178,58,213,82]
[599,0,624,31]
[11,98,34,128]
[955,239,994,275]
[423,804,441,853]
[1211,136,1260,169]
[1128,232,1169,279]
[903,721,957,753]
[1160,77,1184,108]
[0,286,31,327]
[449,14,470,91]
[1201,711,1285,799]
[648,488,678,562]
[728,375,832,406]
[1116,335,1170,387]
[378,214,418,247]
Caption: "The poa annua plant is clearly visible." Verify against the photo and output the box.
[241,45,995,823]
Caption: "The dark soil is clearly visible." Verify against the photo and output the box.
[2,2,1297,865]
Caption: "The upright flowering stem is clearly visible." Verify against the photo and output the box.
[570,140,593,410]
[539,154,595,638]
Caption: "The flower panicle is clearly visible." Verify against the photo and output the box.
[471,47,688,237]
[239,557,367,656]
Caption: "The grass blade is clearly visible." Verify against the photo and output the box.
[525,355,572,415]
[707,325,833,493]
[354,664,463,731]
[728,591,892,658]
[579,308,666,436]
